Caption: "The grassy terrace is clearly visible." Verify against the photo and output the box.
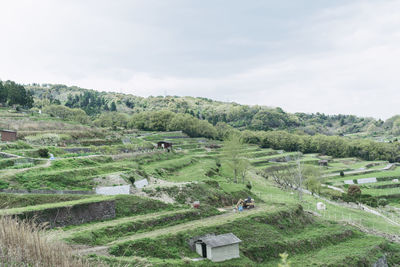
[1,123,400,266]
[102,205,400,266]
[0,193,92,209]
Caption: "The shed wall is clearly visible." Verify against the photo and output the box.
[1,131,17,142]
[209,243,240,262]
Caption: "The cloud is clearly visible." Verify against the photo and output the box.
[0,1,400,119]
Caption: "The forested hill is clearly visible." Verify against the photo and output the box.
[24,83,384,136]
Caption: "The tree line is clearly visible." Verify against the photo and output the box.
[27,84,382,136]
[0,81,34,108]
[40,105,400,162]
[65,91,116,115]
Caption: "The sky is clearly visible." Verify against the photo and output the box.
[0,0,399,119]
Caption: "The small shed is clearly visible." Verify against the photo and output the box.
[318,160,328,166]
[194,233,241,262]
[157,141,172,149]
[1,130,17,142]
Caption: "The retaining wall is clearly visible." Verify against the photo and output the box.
[17,200,116,228]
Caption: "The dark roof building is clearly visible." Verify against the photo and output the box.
[157,141,172,149]
[194,233,241,262]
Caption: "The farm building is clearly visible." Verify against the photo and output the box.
[157,141,172,149]
[318,160,328,166]
[194,233,241,262]
[1,130,17,142]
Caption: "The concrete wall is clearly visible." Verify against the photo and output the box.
[96,185,130,195]
[18,200,115,228]
[209,244,240,262]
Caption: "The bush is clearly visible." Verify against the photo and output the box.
[378,198,389,207]
[37,148,49,158]
[25,134,70,146]
[348,185,361,197]
[246,182,252,190]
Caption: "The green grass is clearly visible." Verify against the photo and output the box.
[0,196,113,215]
[143,182,254,207]
[113,195,175,218]
[265,236,396,266]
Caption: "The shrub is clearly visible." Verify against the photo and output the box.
[246,182,252,190]
[37,148,49,158]
[348,185,361,197]
[378,198,388,207]
[25,134,62,146]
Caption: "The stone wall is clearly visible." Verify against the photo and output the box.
[17,200,115,228]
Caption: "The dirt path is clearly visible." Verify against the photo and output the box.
[75,204,271,255]
[0,159,51,179]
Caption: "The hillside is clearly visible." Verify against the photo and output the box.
[1,102,400,266]
[25,83,385,136]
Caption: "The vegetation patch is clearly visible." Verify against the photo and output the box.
[0,193,90,209]
[114,195,175,218]
[109,205,400,266]
[143,182,255,206]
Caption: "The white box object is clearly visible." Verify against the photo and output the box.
[96,185,130,195]
[317,202,326,210]
[357,177,377,184]
[134,179,149,189]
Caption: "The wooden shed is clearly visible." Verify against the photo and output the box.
[194,233,241,262]
[1,130,17,142]
[157,141,172,149]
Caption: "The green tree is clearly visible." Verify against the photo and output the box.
[110,101,117,112]
[222,134,244,183]
[303,165,322,195]
[0,81,7,104]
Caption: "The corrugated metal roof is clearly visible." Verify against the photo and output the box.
[199,233,241,248]
[1,130,16,133]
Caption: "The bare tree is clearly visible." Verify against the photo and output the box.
[238,158,251,184]
[264,158,305,200]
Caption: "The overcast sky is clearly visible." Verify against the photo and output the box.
[1,0,399,119]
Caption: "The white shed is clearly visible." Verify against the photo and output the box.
[194,233,241,262]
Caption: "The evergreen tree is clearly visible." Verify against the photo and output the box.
[110,101,117,111]
[0,81,7,104]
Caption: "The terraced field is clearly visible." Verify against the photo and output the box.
[1,109,400,266]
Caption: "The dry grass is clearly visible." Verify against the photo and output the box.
[0,216,105,267]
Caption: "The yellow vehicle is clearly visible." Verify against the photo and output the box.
[236,197,255,210]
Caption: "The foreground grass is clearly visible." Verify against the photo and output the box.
[0,216,104,267]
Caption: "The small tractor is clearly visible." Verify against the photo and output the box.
[236,197,255,211]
